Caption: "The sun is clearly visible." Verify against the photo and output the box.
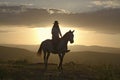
[35,27,52,41]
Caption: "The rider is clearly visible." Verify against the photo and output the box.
[51,21,70,53]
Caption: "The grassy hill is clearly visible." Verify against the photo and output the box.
[0,46,120,80]
[0,62,120,80]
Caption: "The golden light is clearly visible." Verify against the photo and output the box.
[1,26,120,48]
[1,26,85,45]
[34,26,86,45]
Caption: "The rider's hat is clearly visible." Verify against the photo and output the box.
[54,21,59,24]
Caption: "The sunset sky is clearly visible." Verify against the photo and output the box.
[0,0,120,48]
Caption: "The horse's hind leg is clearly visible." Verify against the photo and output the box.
[46,53,50,69]
[43,51,47,70]
[44,51,50,70]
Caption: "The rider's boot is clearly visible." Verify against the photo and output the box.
[66,50,70,53]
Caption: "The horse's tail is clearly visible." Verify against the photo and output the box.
[37,42,43,56]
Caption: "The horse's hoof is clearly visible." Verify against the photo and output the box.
[43,67,47,72]
[57,66,60,70]
[57,67,61,71]
[57,67,63,72]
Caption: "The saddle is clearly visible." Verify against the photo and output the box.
[52,40,70,53]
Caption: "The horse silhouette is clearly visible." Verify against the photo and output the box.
[37,30,74,71]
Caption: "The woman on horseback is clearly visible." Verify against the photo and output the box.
[51,21,70,52]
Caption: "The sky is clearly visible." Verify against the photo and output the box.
[0,0,120,13]
[0,0,120,48]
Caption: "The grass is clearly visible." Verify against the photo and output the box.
[0,61,120,80]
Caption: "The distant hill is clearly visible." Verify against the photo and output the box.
[0,45,120,65]
[64,51,120,65]
[1,44,120,54]
[69,45,120,54]
[0,46,40,62]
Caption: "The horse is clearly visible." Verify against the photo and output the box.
[37,30,74,71]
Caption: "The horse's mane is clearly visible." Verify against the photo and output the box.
[62,31,70,39]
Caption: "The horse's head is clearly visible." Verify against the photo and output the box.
[62,30,74,44]
[67,30,74,43]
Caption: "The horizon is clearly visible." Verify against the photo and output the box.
[1,43,120,49]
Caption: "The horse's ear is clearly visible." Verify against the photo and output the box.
[72,30,75,33]
[69,30,71,32]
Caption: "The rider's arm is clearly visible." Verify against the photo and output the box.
[58,27,62,37]
[60,30,62,37]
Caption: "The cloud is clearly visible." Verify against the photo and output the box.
[0,30,12,33]
[47,9,69,14]
[0,5,51,26]
[91,0,120,8]
[0,1,33,6]
[0,5,120,34]
[0,5,27,13]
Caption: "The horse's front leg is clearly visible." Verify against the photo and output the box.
[58,54,61,70]
[58,53,65,71]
